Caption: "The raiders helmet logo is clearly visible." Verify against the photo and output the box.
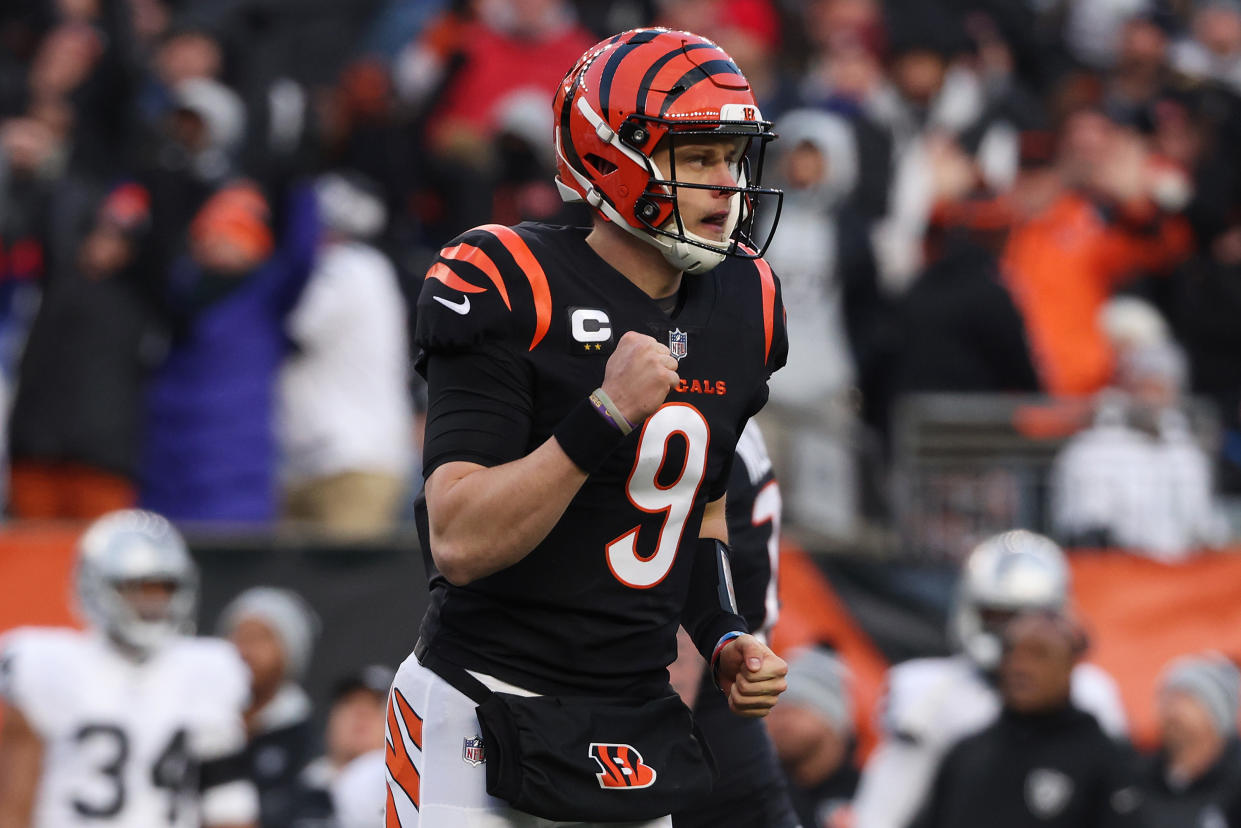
[1025,768,1073,819]
[589,743,657,789]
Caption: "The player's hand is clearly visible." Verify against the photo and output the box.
[600,331,680,424]
[715,634,787,718]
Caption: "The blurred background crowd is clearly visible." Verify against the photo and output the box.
[2,0,1241,557]
[3,0,1241,826]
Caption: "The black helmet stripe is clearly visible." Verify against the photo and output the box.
[635,43,715,116]
[657,59,745,116]
[598,29,661,122]
[559,62,589,177]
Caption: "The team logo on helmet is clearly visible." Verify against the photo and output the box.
[589,743,657,789]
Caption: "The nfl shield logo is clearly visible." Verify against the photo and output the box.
[462,736,485,766]
[669,328,688,360]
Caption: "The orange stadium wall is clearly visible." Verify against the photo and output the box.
[3,527,1240,753]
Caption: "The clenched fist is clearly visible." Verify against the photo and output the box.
[716,634,788,718]
[601,331,680,425]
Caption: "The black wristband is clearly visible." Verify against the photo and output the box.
[554,396,628,474]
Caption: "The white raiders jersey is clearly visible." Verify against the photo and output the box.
[0,627,252,828]
[852,654,1128,828]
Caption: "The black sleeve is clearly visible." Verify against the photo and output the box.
[724,459,777,634]
[680,538,749,665]
[421,342,534,476]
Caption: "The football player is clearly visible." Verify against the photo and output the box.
[388,27,791,827]
[0,510,258,828]
[671,420,801,828]
[851,530,1128,828]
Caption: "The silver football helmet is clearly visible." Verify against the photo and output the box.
[949,530,1070,671]
[75,509,198,656]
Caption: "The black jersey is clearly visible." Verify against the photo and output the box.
[413,222,787,697]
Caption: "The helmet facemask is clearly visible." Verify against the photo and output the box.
[632,121,784,273]
[86,575,197,656]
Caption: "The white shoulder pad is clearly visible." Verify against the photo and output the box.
[0,627,86,736]
[165,636,252,759]
[1070,661,1129,738]
[881,656,977,741]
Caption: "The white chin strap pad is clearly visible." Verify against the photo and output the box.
[660,191,741,274]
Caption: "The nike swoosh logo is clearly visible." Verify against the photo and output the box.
[433,294,471,315]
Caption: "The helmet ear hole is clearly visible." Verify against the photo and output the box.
[583,153,618,177]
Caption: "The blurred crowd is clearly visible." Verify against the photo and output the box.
[2,0,1240,556]
[5,2,1241,825]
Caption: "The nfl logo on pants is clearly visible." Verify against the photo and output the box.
[669,329,688,360]
[462,736,485,766]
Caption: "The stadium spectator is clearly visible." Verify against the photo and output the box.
[1171,1,1241,95]
[852,530,1127,828]
[0,510,259,827]
[760,108,871,411]
[1139,652,1241,826]
[764,646,858,828]
[139,179,319,523]
[4,122,151,519]
[753,106,882,534]
[394,0,595,240]
[218,586,321,828]
[1051,339,1227,560]
[999,108,1194,396]
[325,665,396,828]
[1172,210,1241,494]
[887,133,1040,406]
[293,663,395,827]
[909,610,1145,828]
[1102,13,1177,128]
[279,172,412,536]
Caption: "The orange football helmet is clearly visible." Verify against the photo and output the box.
[553,28,783,273]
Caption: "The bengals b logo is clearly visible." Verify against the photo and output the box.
[589,743,657,789]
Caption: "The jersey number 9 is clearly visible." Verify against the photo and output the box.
[607,404,710,588]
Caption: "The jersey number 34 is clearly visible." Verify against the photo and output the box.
[607,404,709,589]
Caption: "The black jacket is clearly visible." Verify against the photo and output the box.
[1139,738,1241,828]
[910,704,1146,828]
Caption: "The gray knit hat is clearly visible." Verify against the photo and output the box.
[218,587,321,681]
[781,647,854,734]
[1161,652,1241,737]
